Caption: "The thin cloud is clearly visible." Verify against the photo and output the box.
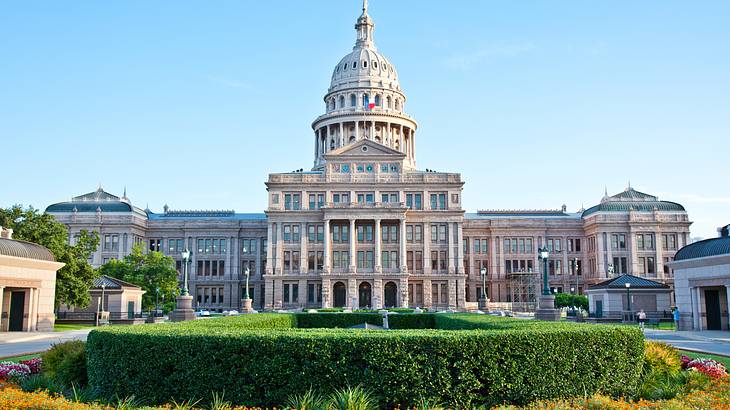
[206,76,252,89]
[675,194,730,204]
[443,42,536,70]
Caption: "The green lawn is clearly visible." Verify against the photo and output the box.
[53,323,96,332]
[1,353,41,362]
[678,349,730,368]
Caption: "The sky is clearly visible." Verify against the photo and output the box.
[1,1,728,239]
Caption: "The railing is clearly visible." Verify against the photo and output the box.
[324,202,406,210]
[56,311,146,321]
[268,173,462,185]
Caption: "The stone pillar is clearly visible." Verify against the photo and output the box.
[339,122,344,147]
[298,278,307,308]
[276,223,284,275]
[373,278,383,309]
[325,125,330,152]
[300,223,308,274]
[562,236,569,277]
[355,121,359,141]
[695,287,703,331]
[348,278,357,309]
[265,223,274,274]
[399,124,404,151]
[448,279,457,310]
[324,219,331,273]
[386,122,391,146]
[349,219,357,273]
[400,278,409,308]
[400,219,407,272]
[0,287,4,331]
[321,278,331,308]
[423,279,433,308]
[448,223,456,274]
[374,218,382,272]
[457,224,465,274]
[655,231,664,278]
[314,129,320,164]
[273,279,284,309]
[423,224,432,274]
[371,120,376,140]
[630,230,640,274]
[26,288,34,331]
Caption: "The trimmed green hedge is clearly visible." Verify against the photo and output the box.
[295,312,382,328]
[86,314,644,408]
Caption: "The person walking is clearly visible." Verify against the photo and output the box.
[673,307,680,330]
[638,309,647,330]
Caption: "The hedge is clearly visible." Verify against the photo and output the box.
[295,312,382,328]
[86,314,644,408]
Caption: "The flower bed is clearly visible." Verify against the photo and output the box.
[681,355,729,378]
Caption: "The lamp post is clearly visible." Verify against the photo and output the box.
[155,287,160,317]
[171,248,195,321]
[478,267,489,310]
[100,283,106,311]
[625,282,632,311]
[572,257,580,295]
[535,246,560,321]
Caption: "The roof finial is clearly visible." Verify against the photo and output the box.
[363,0,368,14]
[123,186,127,198]
[628,180,632,189]
[604,186,608,196]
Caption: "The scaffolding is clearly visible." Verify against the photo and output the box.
[509,271,540,312]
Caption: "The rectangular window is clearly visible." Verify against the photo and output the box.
[316,251,323,271]
[406,193,422,209]
[439,225,447,242]
[308,251,315,271]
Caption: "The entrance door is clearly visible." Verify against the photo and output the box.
[358,282,372,308]
[127,301,135,319]
[705,289,722,330]
[9,291,26,331]
[595,300,603,318]
[333,282,346,308]
[384,282,397,308]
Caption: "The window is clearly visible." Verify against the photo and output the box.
[381,225,398,243]
[611,234,627,250]
[375,94,381,106]
[662,234,677,251]
[241,239,257,255]
[357,224,373,243]
[363,94,369,107]
[149,239,161,252]
[357,251,374,269]
[637,233,655,250]
[407,251,423,273]
[568,238,581,252]
[339,95,345,108]
[639,257,656,275]
[332,192,350,204]
[350,94,356,107]
[612,257,628,274]
[430,193,447,210]
[381,192,399,203]
[406,193,423,210]
[356,192,374,203]
[103,234,119,251]
[284,193,301,210]
[307,283,323,304]
[381,251,398,269]
[332,251,349,269]
[309,193,325,210]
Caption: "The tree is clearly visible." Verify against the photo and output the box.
[98,244,178,311]
[0,205,99,308]
[554,293,589,310]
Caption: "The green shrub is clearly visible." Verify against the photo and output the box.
[554,293,588,310]
[327,385,378,410]
[643,341,681,377]
[181,313,296,330]
[285,388,327,410]
[388,313,435,329]
[18,373,63,394]
[295,312,382,328]
[86,314,644,408]
[41,340,87,388]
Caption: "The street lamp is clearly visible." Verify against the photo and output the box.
[625,282,632,311]
[244,268,251,299]
[479,267,488,310]
[100,283,106,311]
[538,247,550,296]
[181,248,191,296]
[155,287,160,317]
[572,257,580,295]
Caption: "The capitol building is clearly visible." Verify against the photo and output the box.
[46,3,691,312]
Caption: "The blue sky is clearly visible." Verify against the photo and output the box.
[1,1,728,239]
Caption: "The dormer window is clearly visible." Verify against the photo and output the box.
[352,61,357,69]
[373,61,378,69]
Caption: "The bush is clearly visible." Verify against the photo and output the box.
[86,314,644,408]
[18,373,63,394]
[388,313,435,329]
[553,293,588,310]
[41,340,87,388]
[295,312,382,328]
[643,341,681,377]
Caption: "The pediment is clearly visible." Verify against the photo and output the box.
[324,139,406,159]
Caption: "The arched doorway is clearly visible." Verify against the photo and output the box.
[384,282,398,308]
[333,282,346,308]
[358,282,372,308]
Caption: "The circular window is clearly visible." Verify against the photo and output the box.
[361,146,368,152]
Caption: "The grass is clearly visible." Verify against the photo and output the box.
[53,323,96,332]
[0,353,41,362]
[678,349,730,368]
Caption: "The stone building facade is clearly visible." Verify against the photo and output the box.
[46,3,692,312]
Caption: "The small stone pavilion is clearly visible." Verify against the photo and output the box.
[586,274,672,320]
[0,227,64,331]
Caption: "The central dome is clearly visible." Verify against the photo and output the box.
[328,3,400,93]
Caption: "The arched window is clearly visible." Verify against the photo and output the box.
[386,96,391,109]
[363,61,368,68]
[373,61,378,69]
[352,61,357,69]
[343,63,347,71]
[350,94,356,107]
[375,94,381,106]
[339,95,345,108]
[395,99,401,111]
[329,99,335,110]
[363,94,369,107]
[330,138,335,150]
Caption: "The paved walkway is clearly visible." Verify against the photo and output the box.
[644,329,730,356]
[0,329,93,358]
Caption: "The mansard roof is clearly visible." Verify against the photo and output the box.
[581,187,685,217]
[45,187,147,215]
[92,275,142,290]
[588,274,670,290]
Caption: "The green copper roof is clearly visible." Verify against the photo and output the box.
[582,187,685,217]
[674,236,730,261]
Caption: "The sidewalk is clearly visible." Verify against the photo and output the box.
[644,329,730,357]
[0,329,93,358]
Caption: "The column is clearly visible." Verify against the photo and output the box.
[321,278,331,308]
[400,277,409,308]
[695,287,703,331]
[448,279,457,309]
[349,219,357,272]
[457,224,465,274]
[273,279,283,309]
[373,278,383,309]
[386,122,391,146]
[630,230,640,274]
[0,287,4,331]
[596,233,605,276]
[448,222,456,274]
[355,121,359,140]
[423,224,432,274]
[26,288,34,332]
[300,223,308,274]
[371,120,376,140]
[298,278,307,308]
[276,223,284,275]
[411,130,416,161]
[323,219,331,273]
[374,218,382,273]
[423,279,433,308]
[339,122,344,147]
[315,129,320,162]
[325,125,330,152]
[265,223,273,274]
[655,231,664,278]
[399,125,404,151]
[400,218,407,272]
[689,286,697,330]
[725,286,730,330]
